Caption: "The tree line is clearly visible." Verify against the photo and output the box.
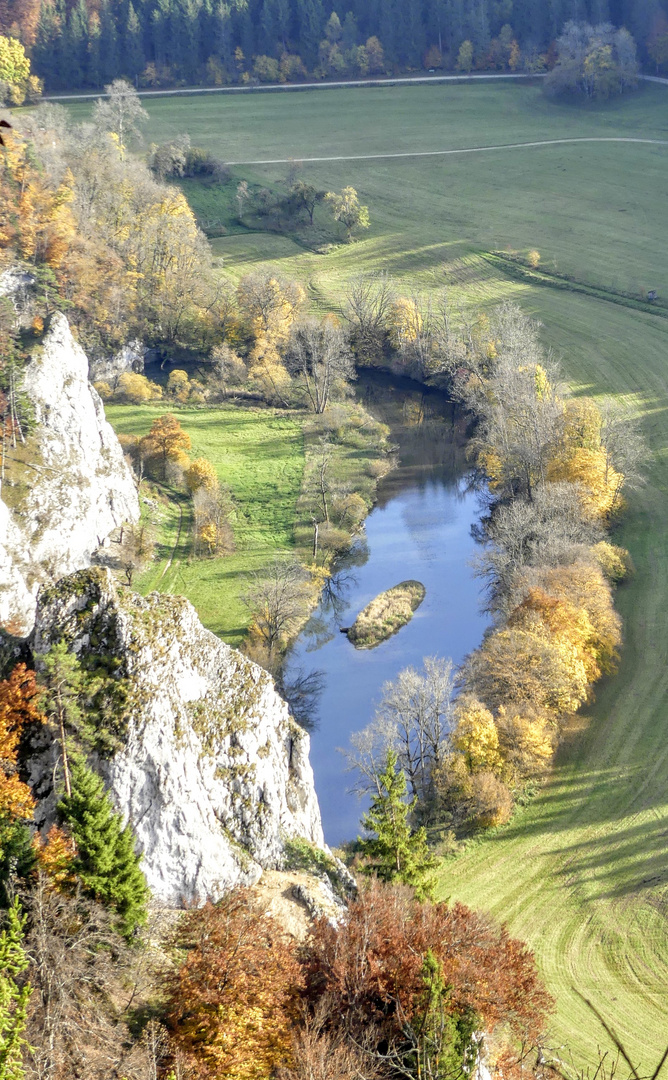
[348,302,646,840]
[0,0,664,91]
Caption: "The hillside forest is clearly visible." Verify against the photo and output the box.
[1,0,668,92]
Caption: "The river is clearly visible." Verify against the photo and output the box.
[284,372,489,846]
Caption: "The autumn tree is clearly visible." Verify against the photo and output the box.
[0,34,41,105]
[344,272,394,363]
[305,880,554,1077]
[358,750,437,900]
[0,665,44,899]
[324,187,370,241]
[185,456,218,493]
[139,414,191,481]
[166,890,303,1080]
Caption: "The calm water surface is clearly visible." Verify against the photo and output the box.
[285,374,489,846]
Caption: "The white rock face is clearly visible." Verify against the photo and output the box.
[0,313,139,635]
[89,339,146,386]
[31,568,325,905]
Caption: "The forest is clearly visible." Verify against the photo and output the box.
[0,0,667,91]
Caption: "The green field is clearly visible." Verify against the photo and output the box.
[105,404,304,645]
[83,81,668,1065]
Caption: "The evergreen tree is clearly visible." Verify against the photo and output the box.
[0,899,31,1080]
[58,758,148,940]
[124,3,145,80]
[358,749,437,900]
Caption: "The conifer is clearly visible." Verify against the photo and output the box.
[0,899,31,1080]
[358,750,436,900]
[58,759,148,940]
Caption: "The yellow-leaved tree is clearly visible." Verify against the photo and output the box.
[0,35,42,105]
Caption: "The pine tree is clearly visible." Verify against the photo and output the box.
[358,750,437,900]
[0,899,31,1080]
[58,759,148,940]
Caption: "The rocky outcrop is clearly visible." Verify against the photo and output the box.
[30,568,325,905]
[0,313,139,636]
[89,339,146,386]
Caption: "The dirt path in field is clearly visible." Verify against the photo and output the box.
[226,135,668,166]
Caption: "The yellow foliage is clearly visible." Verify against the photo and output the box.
[468,621,589,716]
[389,297,423,348]
[249,338,291,403]
[530,561,622,676]
[198,523,218,555]
[548,445,623,520]
[167,369,190,402]
[468,771,513,827]
[509,587,602,686]
[496,705,556,780]
[453,697,502,773]
[186,457,219,493]
[592,541,632,583]
[116,372,161,403]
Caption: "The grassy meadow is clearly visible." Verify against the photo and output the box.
[105,404,305,645]
[78,80,668,1065]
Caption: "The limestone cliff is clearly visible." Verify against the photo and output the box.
[30,568,326,906]
[0,313,139,635]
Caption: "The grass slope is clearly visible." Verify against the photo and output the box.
[78,81,668,1063]
[106,404,304,645]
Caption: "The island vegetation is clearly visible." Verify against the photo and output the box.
[347,579,426,649]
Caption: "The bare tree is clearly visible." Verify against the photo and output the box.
[92,79,148,156]
[287,318,356,414]
[118,522,155,585]
[600,402,649,510]
[476,481,604,614]
[348,657,456,821]
[242,559,312,657]
[344,273,395,363]
[22,876,160,1080]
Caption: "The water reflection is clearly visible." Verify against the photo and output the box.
[285,372,488,846]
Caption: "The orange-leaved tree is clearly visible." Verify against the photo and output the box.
[303,880,553,1078]
[166,888,303,1080]
[139,413,191,480]
[0,663,45,820]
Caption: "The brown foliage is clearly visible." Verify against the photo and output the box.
[166,889,304,1080]
[305,880,553,1059]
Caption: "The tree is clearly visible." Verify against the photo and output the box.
[0,899,31,1080]
[358,749,437,900]
[456,39,473,72]
[92,78,148,156]
[118,522,155,585]
[287,179,322,226]
[57,758,148,939]
[350,657,456,819]
[286,316,355,413]
[305,880,554,1076]
[21,876,154,1079]
[344,272,395,362]
[0,35,41,106]
[185,456,218,493]
[139,414,192,480]
[242,559,311,658]
[166,890,302,1080]
[39,641,85,799]
[0,665,44,821]
[324,186,370,241]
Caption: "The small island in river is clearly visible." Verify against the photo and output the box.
[346,580,426,649]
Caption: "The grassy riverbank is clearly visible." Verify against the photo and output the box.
[92,79,668,1064]
[105,404,305,645]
